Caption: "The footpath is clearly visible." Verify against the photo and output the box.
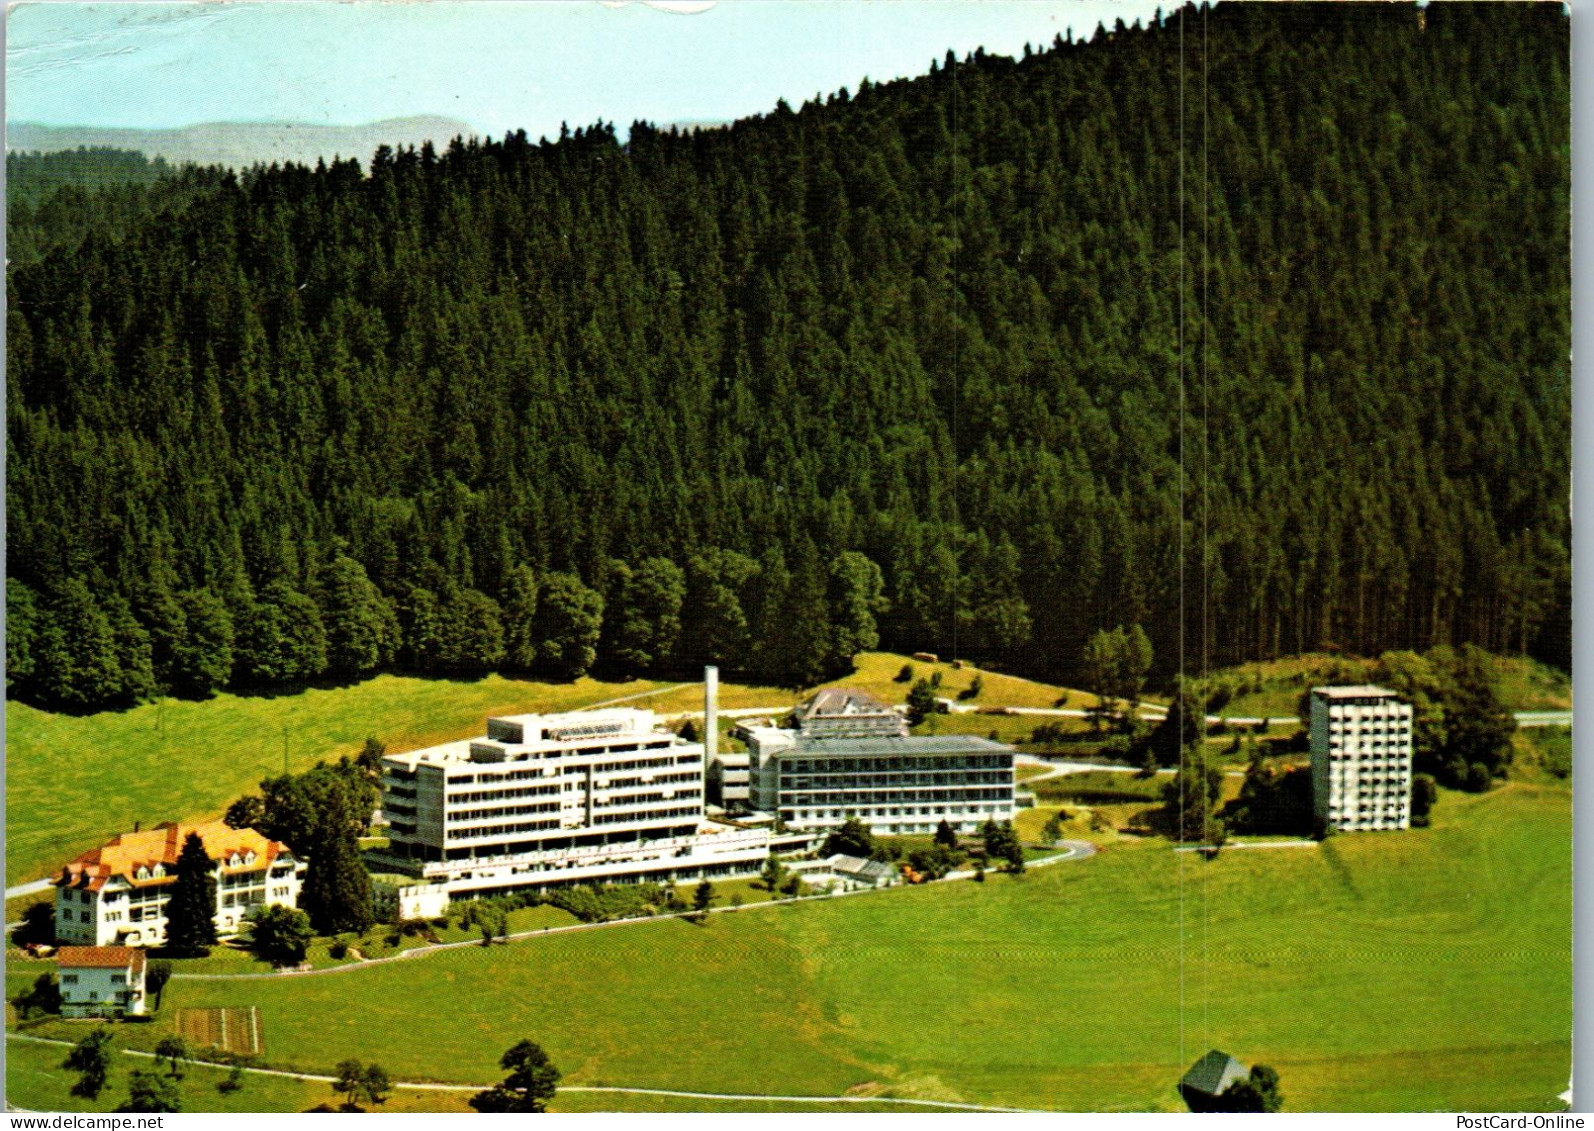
[2,1032,1040,1113]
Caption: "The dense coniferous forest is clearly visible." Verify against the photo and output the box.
[5,3,1570,711]
[6,148,229,266]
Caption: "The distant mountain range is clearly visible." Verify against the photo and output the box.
[5,116,477,170]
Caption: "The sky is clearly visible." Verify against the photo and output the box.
[6,0,1171,140]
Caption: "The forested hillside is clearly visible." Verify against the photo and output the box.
[5,148,229,266]
[5,3,1570,712]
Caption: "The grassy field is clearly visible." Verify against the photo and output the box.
[4,653,1086,886]
[643,652,1088,717]
[14,644,1556,888]
[2,1035,480,1113]
[11,781,1568,1113]
[3,1036,965,1114]
[1207,651,1570,720]
[3,672,678,887]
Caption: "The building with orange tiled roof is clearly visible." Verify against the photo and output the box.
[53,821,305,947]
[56,945,148,1017]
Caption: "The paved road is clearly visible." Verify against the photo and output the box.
[584,683,695,709]
[1016,755,1244,783]
[1514,710,1573,728]
[969,704,1569,729]
[4,879,53,902]
[1171,840,1317,853]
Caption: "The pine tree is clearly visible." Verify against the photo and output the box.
[500,564,540,671]
[5,578,41,694]
[165,832,218,956]
[35,580,122,710]
[300,778,374,936]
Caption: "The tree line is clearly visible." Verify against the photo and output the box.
[6,3,1570,714]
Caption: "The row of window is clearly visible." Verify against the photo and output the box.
[447,818,565,841]
[786,804,1008,820]
[784,788,1012,805]
[593,771,701,791]
[593,806,698,826]
[785,756,1010,772]
[782,774,1011,790]
[443,784,561,805]
[441,749,690,787]
[450,801,562,823]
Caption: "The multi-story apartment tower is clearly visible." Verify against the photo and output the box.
[376,707,773,895]
[54,822,305,947]
[743,689,1016,835]
[1309,685,1415,832]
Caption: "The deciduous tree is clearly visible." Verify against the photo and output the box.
[64,1028,114,1100]
[248,904,314,967]
[470,1040,561,1113]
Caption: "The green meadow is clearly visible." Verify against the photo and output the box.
[2,1036,961,1114]
[3,673,672,886]
[13,782,1569,1113]
[4,652,1083,887]
[1207,652,1571,721]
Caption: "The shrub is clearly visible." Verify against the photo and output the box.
[1029,722,1065,746]
[1100,736,1132,760]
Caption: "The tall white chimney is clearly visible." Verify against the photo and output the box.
[704,666,719,771]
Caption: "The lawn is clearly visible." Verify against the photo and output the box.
[4,1035,964,1114]
[911,710,1060,745]
[1205,651,1570,721]
[642,651,1089,717]
[1030,770,1168,804]
[5,652,1086,888]
[13,782,1565,1113]
[3,672,673,886]
[4,1032,498,1113]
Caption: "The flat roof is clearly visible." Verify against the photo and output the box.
[489,707,658,730]
[383,739,474,769]
[789,734,1014,755]
[383,707,682,770]
[1311,685,1402,700]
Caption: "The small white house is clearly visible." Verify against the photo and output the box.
[57,946,147,1018]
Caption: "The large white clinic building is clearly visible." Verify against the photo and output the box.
[1308,685,1415,831]
[741,689,1016,835]
[373,707,777,895]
